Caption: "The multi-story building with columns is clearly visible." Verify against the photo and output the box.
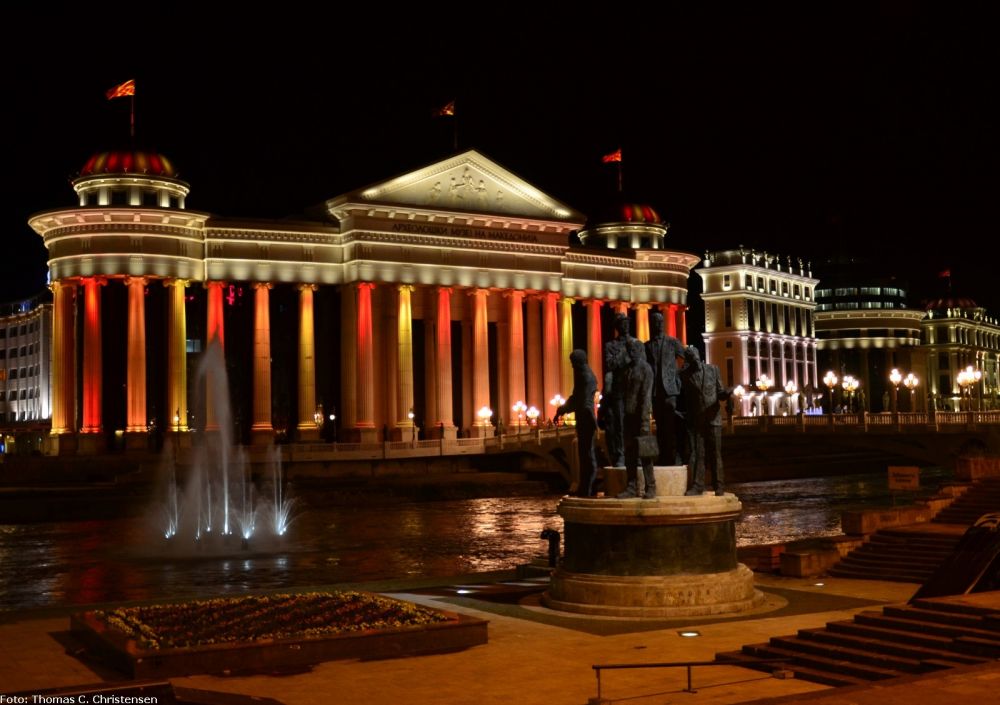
[698,247,819,415]
[814,272,927,412]
[922,297,1000,411]
[0,291,52,454]
[29,148,699,453]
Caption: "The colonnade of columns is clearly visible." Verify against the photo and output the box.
[341,284,687,440]
[47,276,685,446]
[744,334,819,390]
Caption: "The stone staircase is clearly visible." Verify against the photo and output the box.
[828,476,1000,583]
[827,527,963,583]
[932,477,1000,525]
[716,594,1000,687]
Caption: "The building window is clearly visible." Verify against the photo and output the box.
[723,274,731,290]
[725,340,733,348]
[744,274,753,289]
[726,358,735,387]
[9,369,15,379]
[781,282,789,296]
[724,299,732,328]
[757,277,764,291]
[770,280,777,294]
[748,301,756,331]
[793,284,801,299]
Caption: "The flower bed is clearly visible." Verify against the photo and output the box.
[71,591,488,678]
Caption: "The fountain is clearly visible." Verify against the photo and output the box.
[157,341,297,551]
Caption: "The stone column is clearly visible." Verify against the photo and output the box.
[506,290,526,414]
[125,277,147,436]
[251,282,273,444]
[662,303,678,338]
[435,287,456,438]
[525,295,543,411]
[396,284,415,441]
[542,292,561,410]
[635,303,650,342]
[559,296,574,401]
[339,283,357,433]
[424,312,438,436]
[613,301,628,316]
[166,279,188,433]
[779,339,787,386]
[81,277,104,434]
[472,288,493,436]
[296,284,319,441]
[679,306,688,344]
[587,299,604,389]
[355,282,377,442]
[49,280,76,437]
[204,281,226,432]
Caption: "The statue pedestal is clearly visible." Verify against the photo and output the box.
[599,466,626,497]
[543,495,764,618]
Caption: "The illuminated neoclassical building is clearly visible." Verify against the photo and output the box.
[30,149,698,452]
[922,297,1000,410]
[698,248,819,414]
[0,292,52,453]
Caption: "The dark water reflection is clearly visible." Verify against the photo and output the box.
[0,469,950,612]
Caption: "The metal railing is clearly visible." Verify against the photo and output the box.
[592,659,788,700]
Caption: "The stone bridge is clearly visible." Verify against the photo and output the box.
[269,411,1000,488]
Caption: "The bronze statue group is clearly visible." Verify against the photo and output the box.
[555,312,729,499]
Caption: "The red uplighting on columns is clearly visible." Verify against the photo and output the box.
[81,277,104,433]
[356,282,376,428]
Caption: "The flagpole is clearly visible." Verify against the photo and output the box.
[452,102,458,151]
[617,161,623,193]
[130,94,135,139]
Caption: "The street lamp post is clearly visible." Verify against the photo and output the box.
[956,366,981,412]
[550,394,565,426]
[477,406,494,436]
[756,374,773,415]
[889,368,902,418]
[903,373,919,413]
[784,380,798,415]
[823,371,838,413]
[732,385,746,416]
[512,400,526,434]
[842,375,859,413]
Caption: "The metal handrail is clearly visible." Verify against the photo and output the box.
[592,658,788,700]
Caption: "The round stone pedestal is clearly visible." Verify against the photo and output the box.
[543,495,764,618]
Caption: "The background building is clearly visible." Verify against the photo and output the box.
[698,247,819,415]
[813,260,926,412]
[0,291,52,454]
[922,297,1000,411]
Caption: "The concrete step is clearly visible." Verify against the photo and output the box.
[843,550,950,565]
[882,605,1000,633]
[910,597,1000,618]
[854,610,1000,642]
[714,651,866,688]
[828,565,932,583]
[768,635,929,674]
[740,642,900,682]
[798,627,989,665]
[823,619,997,657]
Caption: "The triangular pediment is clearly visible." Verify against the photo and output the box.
[330,150,585,223]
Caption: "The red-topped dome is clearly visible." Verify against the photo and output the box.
[924,296,978,311]
[80,150,177,178]
[620,202,662,224]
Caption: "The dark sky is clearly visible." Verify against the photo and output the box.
[7,6,995,311]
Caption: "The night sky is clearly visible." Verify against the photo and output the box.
[7,6,994,312]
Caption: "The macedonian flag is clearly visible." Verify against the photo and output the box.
[106,79,135,100]
[602,148,622,163]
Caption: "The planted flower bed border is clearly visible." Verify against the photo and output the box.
[70,591,488,679]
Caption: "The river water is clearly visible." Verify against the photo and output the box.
[0,468,950,613]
